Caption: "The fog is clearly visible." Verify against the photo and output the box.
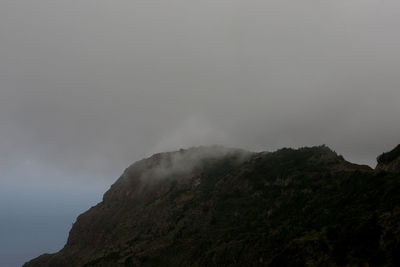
[132,146,251,184]
[1,0,400,266]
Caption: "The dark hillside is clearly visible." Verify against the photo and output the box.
[25,145,400,267]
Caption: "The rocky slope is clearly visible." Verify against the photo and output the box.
[376,144,400,173]
[25,145,400,267]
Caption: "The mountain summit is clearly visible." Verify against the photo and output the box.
[25,145,400,267]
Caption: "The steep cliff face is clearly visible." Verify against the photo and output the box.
[25,145,400,267]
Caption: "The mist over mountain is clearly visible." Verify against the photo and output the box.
[2,2,400,266]
[24,145,400,267]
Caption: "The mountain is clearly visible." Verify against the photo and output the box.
[376,144,400,173]
[24,145,400,267]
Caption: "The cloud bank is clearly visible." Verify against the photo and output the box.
[1,0,400,183]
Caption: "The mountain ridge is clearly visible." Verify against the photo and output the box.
[24,145,400,267]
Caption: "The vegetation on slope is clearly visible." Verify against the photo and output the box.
[25,145,400,267]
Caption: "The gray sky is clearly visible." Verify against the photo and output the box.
[1,1,400,265]
[2,0,400,182]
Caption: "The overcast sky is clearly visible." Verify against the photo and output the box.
[1,1,400,264]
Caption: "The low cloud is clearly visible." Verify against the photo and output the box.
[1,0,400,184]
[138,146,251,182]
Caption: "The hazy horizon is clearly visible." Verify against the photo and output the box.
[1,0,400,266]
